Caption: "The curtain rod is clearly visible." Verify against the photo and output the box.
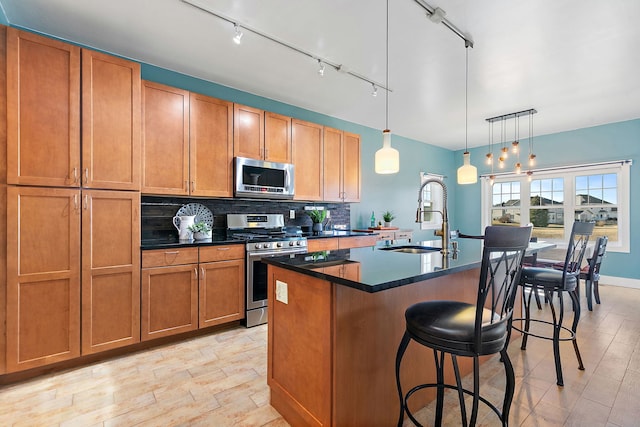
[479,159,632,178]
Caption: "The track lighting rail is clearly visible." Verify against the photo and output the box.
[180,0,392,93]
[413,0,474,48]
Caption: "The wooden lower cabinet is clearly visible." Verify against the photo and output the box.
[81,190,140,354]
[199,246,244,328]
[6,187,81,372]
[141,248,199,341]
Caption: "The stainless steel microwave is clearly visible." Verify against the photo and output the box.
[234,157,295,199]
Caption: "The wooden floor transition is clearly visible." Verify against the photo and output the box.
[1,284,640,426]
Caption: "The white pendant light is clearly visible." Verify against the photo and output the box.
[457,41,477,184]
[375,0,399,174]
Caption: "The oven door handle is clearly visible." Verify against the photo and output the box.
[249,249,306,258]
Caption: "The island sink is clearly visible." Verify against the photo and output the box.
[378,245,441,254]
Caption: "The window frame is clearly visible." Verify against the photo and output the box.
[481,162,630,253]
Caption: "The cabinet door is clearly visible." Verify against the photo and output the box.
[265,112,292,163]
[342,132,361,202]
[199,259,245,328]
[190,93,233,197]
[81,190,140,354]
[6,28,80,187]
[82,50,141,191]
[292,119,323,201]
[323,127,343,202]
[141,265,198,340]
[233,104,264,159]
[141,81,189,195]
[6,187,81,372]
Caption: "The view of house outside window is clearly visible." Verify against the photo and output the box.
[482,162,629,252]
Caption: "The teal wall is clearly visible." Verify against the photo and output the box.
[453,119,640,280]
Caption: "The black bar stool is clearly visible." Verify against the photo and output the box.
[395,226,531,427]
[514,221,595,386]
[580,236,608,311]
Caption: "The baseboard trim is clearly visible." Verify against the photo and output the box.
[600,275,640,290]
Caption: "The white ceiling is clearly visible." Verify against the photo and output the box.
[2,0,639,150]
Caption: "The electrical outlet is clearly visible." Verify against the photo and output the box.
[289,209,295,219]
[275,280,288,304]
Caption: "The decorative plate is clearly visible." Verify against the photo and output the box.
[175,203,214,227]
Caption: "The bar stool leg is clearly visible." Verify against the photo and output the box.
[593,279,601,304]
[395,332,411,427]
[501,348,516,427]
[545,288,565,386]
[434,350,445,426]
[585,278,594,311]
[569,290,585,371]
[521,285,534,350]
[451,355,468,426]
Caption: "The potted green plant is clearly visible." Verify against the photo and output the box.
[188,221,212,240]
[382,210,395,227]
[306,209,327,234]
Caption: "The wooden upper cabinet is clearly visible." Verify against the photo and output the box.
[190,93,233,197]
[233,104,264,160]
[323,127,343,202]
[323,128,361,202]
[6,186,81,372]
[82,50,141,191]
[81,190,140,355]
[264,112,292,163]
[141,80,190,195]
[342,132,361,202]
[6,28,81,187]
[292,119,323,201]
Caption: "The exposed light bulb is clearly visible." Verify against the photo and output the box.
[501,146,508,159]
[499,156,505,169]
[512,141,519,154]
[528,153,536,166]
[526,170,533,182]
[233,24,243,44]
[485,152,493,165]
[489,175,495,185]
[317,59,325,77]
[515,162,522,174]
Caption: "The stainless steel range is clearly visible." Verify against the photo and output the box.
[227,214,307,327]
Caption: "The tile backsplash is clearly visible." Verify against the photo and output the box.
[141,196,351,240]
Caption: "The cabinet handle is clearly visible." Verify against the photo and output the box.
[84,168,89,184]
[72,167,78,184]
[194,267,198,278]
[164,251,180,255]
[83,195,88,210]
[201,267,205,279]
[217,247,230,251]
[191,181,196,192]
[73,194,78,210]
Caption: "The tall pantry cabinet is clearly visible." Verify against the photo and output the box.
[3,27,141,373]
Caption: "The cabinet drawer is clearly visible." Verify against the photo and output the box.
[199,245,244,262]
[395,231,413,241]
[339,235,377,249]
[142,248,198,268]
[307,238,339,252]
[376,232,395,240]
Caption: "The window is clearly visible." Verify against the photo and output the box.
[419,172,444,230]
[481,162,630,252]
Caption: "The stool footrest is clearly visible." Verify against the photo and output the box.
[512,318,577,342]
[402,382,505,426]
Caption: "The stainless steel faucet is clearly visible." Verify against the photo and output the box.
[416,178,450,255]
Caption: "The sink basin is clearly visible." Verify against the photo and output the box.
[378,245,441,254]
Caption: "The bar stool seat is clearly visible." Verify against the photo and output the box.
[395,226,531,427]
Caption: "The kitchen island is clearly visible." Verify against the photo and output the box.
[263,239,554,427]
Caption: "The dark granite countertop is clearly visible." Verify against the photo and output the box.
[262,239,556,293]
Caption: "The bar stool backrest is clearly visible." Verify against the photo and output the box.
[475,226,532,352]
[560,221,595,284]
[587,236,608,280]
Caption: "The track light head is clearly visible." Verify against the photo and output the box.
[317,59,325,77]
[233,24,243,44]
[371,84,378,97]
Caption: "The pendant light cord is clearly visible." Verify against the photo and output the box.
[385,0,389,130]
[464,42,469,152]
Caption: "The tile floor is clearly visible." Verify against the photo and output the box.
[1,284,640,426]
